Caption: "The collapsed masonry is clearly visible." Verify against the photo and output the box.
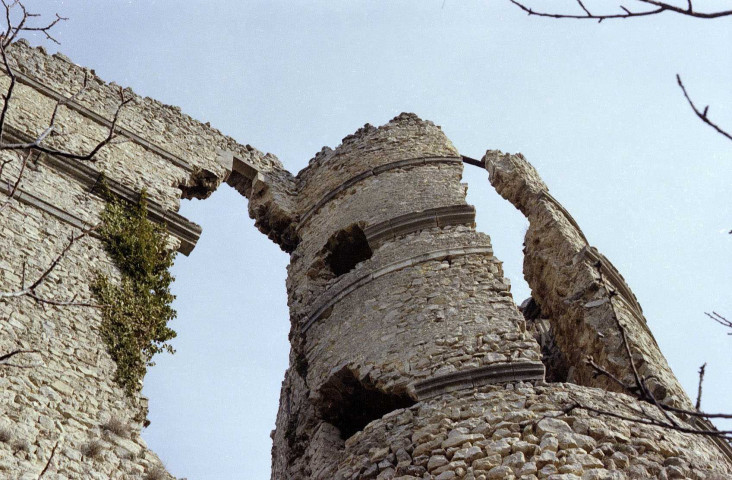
[0,40,730,479]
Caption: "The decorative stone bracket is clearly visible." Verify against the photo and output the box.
[217,150,299,252]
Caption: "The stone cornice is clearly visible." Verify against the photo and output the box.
[412,361,546,400]
[7,66,193,172]
[364,204,476,248]
[2,127,201,255]
[302,245,494,333]
[297,156,463,230]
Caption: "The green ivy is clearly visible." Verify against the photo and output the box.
[92,187,177,397]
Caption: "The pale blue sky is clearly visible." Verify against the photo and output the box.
[27,1,731,478]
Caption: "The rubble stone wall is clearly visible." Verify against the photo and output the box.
[0,41,295,479]
[485,150,691,409]
[272,114,731,479]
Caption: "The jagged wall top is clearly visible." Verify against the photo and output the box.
[7,40,291,199]
[294,113,460,215]
[297,113,458,180]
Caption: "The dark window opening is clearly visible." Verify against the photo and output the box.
[324,224,373,277]
[520,296,570,383]
[318,367,415,440]
[178,168,221,200]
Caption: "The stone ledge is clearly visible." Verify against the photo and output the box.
[0,136,202,255]
[0,182,88,230]
[364,204,476,248]
[412,361,546,400]
[6,66,193,172]
[297,156,462,231]
[302,245,494,333]
[0,182,199,256]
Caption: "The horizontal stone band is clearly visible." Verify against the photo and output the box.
[8,67,193,172]
[364,204,476,247]
[297,156,462,230]
[34,141,202,255]
[302,245,493,333]
[0,155,202,256]
[413,361,546,400]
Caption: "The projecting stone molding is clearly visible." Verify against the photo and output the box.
[364,204,476,247]
[302,245,494,333]
[297,156,462,229]
[9,66,193,172]
[412,361,546,400]
[4,127,202,255]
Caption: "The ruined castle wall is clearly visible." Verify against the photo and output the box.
[3,39,729,480]
[7,41,286,188]
[273,115,547,478]
[4,41,298,250]
[272,115,732,479]
[0,41,297,479]
[0,188,164,479]
[330,382,730,479]
[485,150,691,409]
[288,164,468,313]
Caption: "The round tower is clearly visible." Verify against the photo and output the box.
[271,114,731,479]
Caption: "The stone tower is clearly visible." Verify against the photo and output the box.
[0,41,730,479]
[268,114,732,479]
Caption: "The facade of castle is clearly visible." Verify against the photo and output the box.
[0,41,730,479]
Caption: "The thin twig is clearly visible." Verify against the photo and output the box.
[37,441,58,479]
[581,259,732,435]
[0,224,101,306]
[508,0,732,21]
[0,87,132,161]
[677,75,732,141]
[564,400,732,440]
[0,2,128,159]
[0,348,37,362]
[696,362,706,410]
[0,348,40,368]
[706,311,732,334]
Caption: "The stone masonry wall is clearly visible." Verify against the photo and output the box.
[271,115,732,479]
[1,38,729,480]
[0,40,296,479]
[484,150,691,409]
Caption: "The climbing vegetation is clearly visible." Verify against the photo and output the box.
[92,186,176,396]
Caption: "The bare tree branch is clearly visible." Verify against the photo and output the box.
[0,348,39,368]
[0,149,34,214]
[563,399,732,440]
[0,224,102,307]
[574,259,732,441]
[508,0,732,22]
[506,2,732,142]
[676,75,732,142]
[0,3,132,312]
[706,311,732,335]
[0,2,131,161]
[37,440,58,479]
[696,362,706,410]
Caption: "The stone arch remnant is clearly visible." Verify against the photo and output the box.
[0,40,730,480]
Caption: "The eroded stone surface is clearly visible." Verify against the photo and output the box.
[484,150,690,409]
[270,119,731,479]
